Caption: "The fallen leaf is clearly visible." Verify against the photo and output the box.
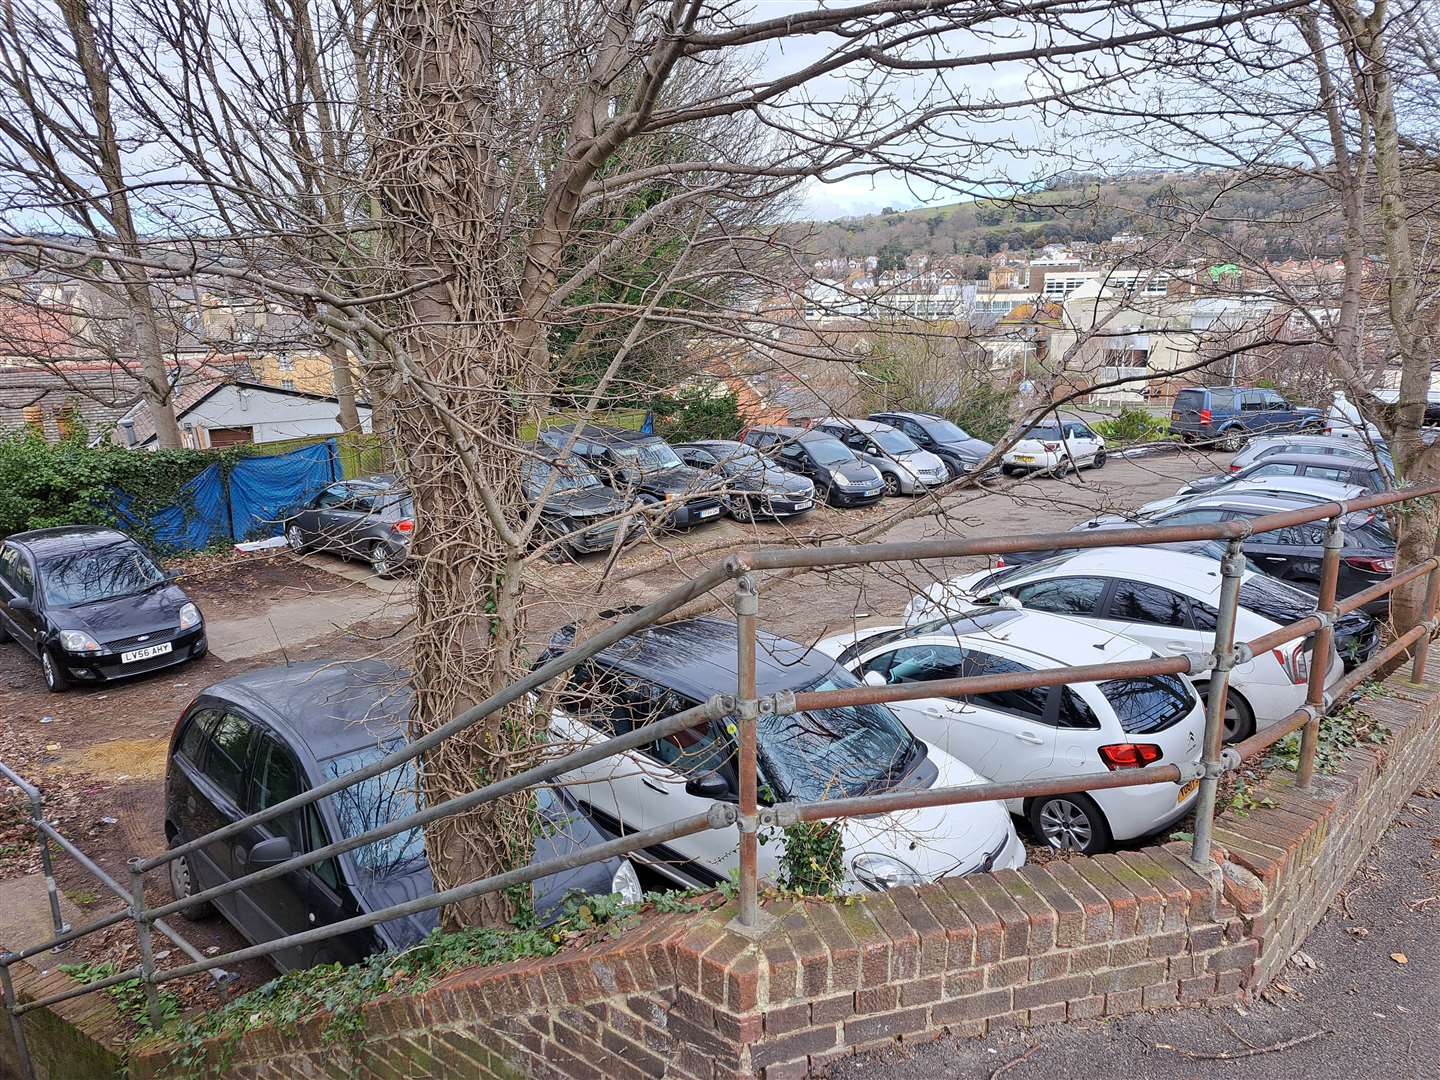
[1346,926,1370,938]
[1391,953,1408,964]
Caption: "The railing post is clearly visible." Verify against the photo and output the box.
[0,958,35,1080]
[1299,516,1344,790]
[28,793,69,947]
[1409,529,1440,684]
[734,574,760,928]
[1191,538,1245,868]
[128,860,164,1029]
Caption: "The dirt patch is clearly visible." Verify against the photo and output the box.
[54,737,170,785]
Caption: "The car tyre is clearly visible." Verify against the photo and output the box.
[882,473,903,497]
[1219,428,1247,452]
[41,648,68,693]
[168,848,215,921]
[285,523,310,553]
[1027,792,1111,854]
[1195,681,1256,742]
[1000,464,1018,477]
[731,496,756,523]
[1055,458,1073,477]
[1092,448,1107,469]
[368,541,396,578]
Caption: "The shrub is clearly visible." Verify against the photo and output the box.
[1091,404,1172,446]
[777,820,846,897]
[649,385,743,443]
[948,382,1018,444]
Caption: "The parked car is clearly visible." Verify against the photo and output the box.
[1138,476,1370,519]
[1201,435,1393,483]
[1001,418,1106,475]
[164,660,641,972]
[1072,493,1397,614]
[521,447,636,559]
[538,424,724,529]
[903,549,1352,742]
[1326,390,1386,443]
[867,411,995,478]
[541,616,1025,891]
[283,475,414,577]
[1168,386,1322,449]
[672,440,815,520]
[1172,453,1391,501]
[741,425,885,507]
[0,527,206,693]
[813,606,1204,852]
[812,417,949,495]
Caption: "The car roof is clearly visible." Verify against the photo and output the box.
[871,410,943,423]
[547,423,663,447]
[555,617,838,700]
[908,606,1153,668]
[818,417,893,434]
[992,548,1225,598]
[7,526,136,556]
[1222,477,1367,500]
[348,474,406,491]
[1241,453,1373,470]
[200,660,410,759]
[680,439,749,453]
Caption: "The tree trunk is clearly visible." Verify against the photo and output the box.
[323,332,363,434]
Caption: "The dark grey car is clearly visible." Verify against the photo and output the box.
[741,425,885,507]
[867,411,995,478]
[521,449,637,558]
[283,475,413,577]
[673,440,816,520]
[163,660,640,972]
[1175,453,1391,499]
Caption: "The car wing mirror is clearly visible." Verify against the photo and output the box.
[246,835,294,868]
[684,772,732,800]
[9,596,32,612]
[862,670,887,688]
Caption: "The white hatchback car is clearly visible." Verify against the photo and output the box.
[905,548,1343,743]
[542,617,1024,893]
[814,606,1203,853]
[1001,418,1106,476]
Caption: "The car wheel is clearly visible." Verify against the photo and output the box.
[1055,458,1073,477]
[1027,793,1111,854]
[731,497,756,523]
[1092,448,1107,469]
[1195,682,1256,743]
[882,473,903,497]
[285,524,309,553]
[168,849,215,921]
[368,541,395,578]
[41,648,68,693]
[1219,428,1247,452]
[1000,464,1017,477]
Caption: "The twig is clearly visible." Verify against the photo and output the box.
[1154,1029,1330,1060]
[1407,894,1438,911]
[989,1043,1039,1079]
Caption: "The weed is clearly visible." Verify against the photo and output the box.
[58,961,179,1033]
[65,889,99,907]
[775,821,846,898]
[1269,691,1391,776]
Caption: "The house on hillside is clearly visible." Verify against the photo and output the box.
[115,379,372,449]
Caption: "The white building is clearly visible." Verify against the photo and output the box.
[118,380,372,449]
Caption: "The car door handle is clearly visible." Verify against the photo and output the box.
[640,778,669,795]
[1014,731,1045,745]
[1164,641,1190,652]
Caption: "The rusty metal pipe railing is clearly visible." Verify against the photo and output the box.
[1412,532,1440,683]
[1333,557,1438,617]
[0,762,67,945]
[1299,518,1344,788]
[735,575,761,927]
[1191,541,1245,867]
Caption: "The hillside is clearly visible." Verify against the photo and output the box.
[796,171,1334,268]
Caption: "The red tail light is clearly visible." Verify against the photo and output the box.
[1199,409,1213,425]
[1274,644,1309,685]
[1042,441,1060,452]
[1229,463,1242,472]
[392,519,415,535]
[1344,555,1393,573]
[1099,743,1163,770]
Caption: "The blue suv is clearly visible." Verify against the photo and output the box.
[1169,386,1321,451]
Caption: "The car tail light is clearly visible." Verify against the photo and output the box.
[1229,463,1242,472]
[1344,555,1393,573]
[1098,743,1163,770]
[1274,644,1309,685]
[1199,409,1213,425]
[1042,441,1060,452]
[392,519,415,535]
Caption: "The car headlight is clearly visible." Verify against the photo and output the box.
[610,860,643,905]
[664,491,681,502]
[58,629,101,652]
[178,603,202,631]
[852,853,924,891]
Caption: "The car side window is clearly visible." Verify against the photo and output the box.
[1239,393,1265,413]
[1190,600,1217,631]
[1057,688,1101,729]
[1299,465,1351,484]
[0,545,34,599]
[305,806,341,890]
[869,643,966,685]
[1249,462,1299,478]
[649,717,733,784]
[961,651,1050,722]
[682,448,716,467]
[315,484,350,509]
[1107,582,1193,629]
[1008,576,1106,616]
[176,708,219,765]
[249,734,306,852]
[203,712,256,805]
[901,420,926,440]
[1264,392,1288,409]
[1158,509,1231,525]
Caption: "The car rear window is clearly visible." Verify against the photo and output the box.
[1099,675,1195,734]
[1175,389,1205,409]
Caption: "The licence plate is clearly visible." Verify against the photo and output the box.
[698,507,720,519]
[793,500,812,510]
[121,642,172,664]
[866,487,882,496]
[1177,779,1199,803]
[1015,455,1036,463]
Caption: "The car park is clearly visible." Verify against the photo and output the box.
[813,606,1204,852]
[521,447,636,559]
[541,616,1025,891]
[1169,386,1322,449]
[1172,453,1390,500]
[0,526,206,692]
[903,548,1354,742]
[866,410,995,478]
[538,424,724,529]
[672,440,815,520]
[741,425,885,507]
[283,475,414,577]
[164,660,640,972]
[813,417,949,495]
[1214,434,1393,479]
[1001,418,1106,475]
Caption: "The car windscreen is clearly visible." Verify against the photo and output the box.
[615,440,683,471]
[718,448,769,475]
[1099,675,1195,734]
[1025,424,1063,440]
[39,543,167,606]
[756,673,917,801]
[803,437,855,467]
[522,459,602,496]
[924,418,971,441]
[871,429,918,455]
[322,745,427,877]
[1237,576,1320,623]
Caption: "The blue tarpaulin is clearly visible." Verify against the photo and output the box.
[112,439,340,550]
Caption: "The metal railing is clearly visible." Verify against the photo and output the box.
[3,482,1439,1079]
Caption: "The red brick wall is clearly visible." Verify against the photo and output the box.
[133,646,1440,1080]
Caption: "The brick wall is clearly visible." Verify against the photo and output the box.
[0,960,125,1080]
[132,648,1440,1080]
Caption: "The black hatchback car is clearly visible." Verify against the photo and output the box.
[164,660,641,972]
[0,527,205,693]
[283,475,414,577]
[521,447,636,558]
[672,440,816,520]
[740,425,885,507]
[538,424,724,529]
